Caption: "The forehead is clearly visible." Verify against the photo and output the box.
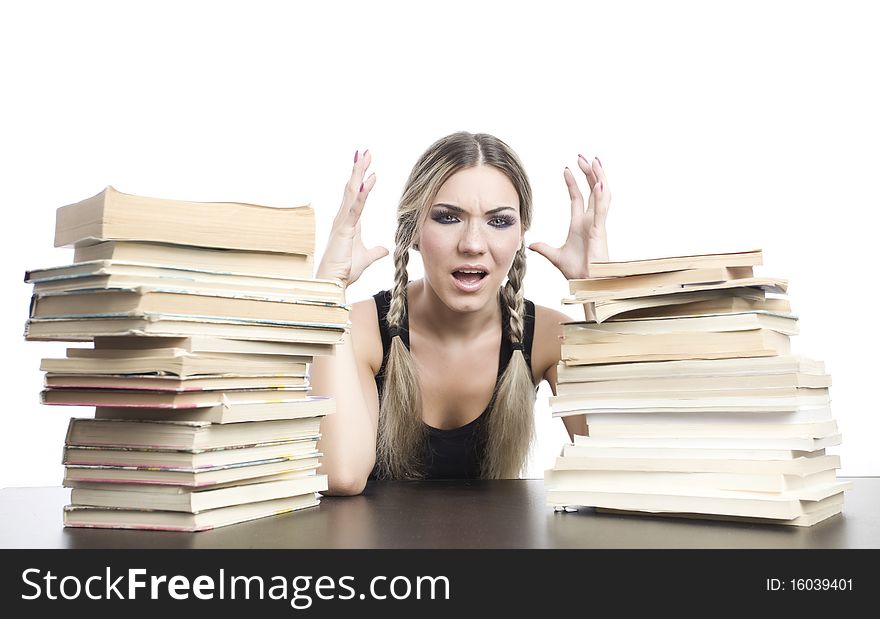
[432,165,519,212]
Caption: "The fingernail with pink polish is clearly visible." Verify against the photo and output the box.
[364,149,369,157]
[354,150,359,163]
[578,154,586,161]
[596,157,602,167]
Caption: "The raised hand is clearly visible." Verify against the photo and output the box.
[528,154,611,279]
[315,149,389,287]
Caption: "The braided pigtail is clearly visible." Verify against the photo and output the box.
[482,241,536,478]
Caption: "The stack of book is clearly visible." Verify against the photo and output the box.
[24,186,346,531]
[544,249,851,526]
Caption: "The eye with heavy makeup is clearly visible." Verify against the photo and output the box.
[429,205,518,229]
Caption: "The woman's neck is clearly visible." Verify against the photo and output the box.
[407,279,502,344]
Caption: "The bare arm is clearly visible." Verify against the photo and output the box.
[528,153,612,437]
[537,306,588,442]
[310,149,388,496]
[547,362,588,441]
[312,300,380,496]
[528,153,611,325]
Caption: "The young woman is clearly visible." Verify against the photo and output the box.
[310,131,611,495]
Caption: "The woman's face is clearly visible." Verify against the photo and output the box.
[415,164,523,313]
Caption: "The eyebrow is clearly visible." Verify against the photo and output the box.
[431,203,517,215]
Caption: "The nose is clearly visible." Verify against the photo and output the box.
[458,220,488,255]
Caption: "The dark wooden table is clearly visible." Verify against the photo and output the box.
[1,478,876,548]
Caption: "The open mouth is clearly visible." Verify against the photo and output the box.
[452,270,488,285]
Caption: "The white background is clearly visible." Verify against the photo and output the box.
[1,0,877,488]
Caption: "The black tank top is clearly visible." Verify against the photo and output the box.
[371,289,537,480]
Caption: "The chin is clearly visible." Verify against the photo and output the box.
[445,298,484,314]
[440,277,498,312]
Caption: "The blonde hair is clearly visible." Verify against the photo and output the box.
[375,131,536,480]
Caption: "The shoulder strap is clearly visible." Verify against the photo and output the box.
[520,299,536,371]
[373,289,392,357]
[373,290,393,383]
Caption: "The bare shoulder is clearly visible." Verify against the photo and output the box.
[531,304,575,382]
[348,297,384,375]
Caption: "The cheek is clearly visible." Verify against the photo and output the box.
[493,232,522,264]
[416,227,455,259]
